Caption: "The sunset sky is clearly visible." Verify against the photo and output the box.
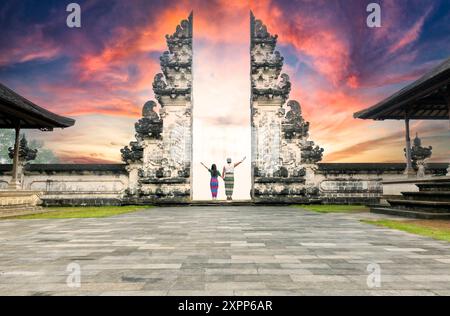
[0,0,449,199]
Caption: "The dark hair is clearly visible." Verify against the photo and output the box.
[211,164,219,177]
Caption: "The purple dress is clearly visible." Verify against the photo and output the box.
[208,169,221,198]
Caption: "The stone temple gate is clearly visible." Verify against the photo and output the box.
[250,12,324,203]
[121,12,324,203]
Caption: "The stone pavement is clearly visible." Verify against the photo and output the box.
[0,206,449,296]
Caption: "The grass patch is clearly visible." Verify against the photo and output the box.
[11,205,149,219]
[362,219,450,242]
[295,204,369,213]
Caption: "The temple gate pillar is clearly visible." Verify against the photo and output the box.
[250,12,323,203]
[121,13,193,203]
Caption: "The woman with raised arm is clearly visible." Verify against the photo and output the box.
[222,156,246,201]
[201,162,221,200]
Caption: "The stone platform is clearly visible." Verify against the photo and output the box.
[0,206,449,296]
[371,177,450,219]
[0,190,43,218]
[189,200,254,206]
[155,200,316,207]
[125,199,320,207]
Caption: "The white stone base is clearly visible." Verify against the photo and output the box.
[139,182,191,202]
[0,190,43,218]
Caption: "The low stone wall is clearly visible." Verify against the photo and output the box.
[0,163,448,206]
[316,163,448,204]
[0,164,128,206]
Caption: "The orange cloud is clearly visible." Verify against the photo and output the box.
[325,131,404,162]
[250,0,351,85]
[347,75,360,89]
[57,154,118,164]
[76,5,194,79]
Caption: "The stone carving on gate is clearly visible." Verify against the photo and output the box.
[122,13,193,202]
[250,12,324,202]
[135,101,163,140]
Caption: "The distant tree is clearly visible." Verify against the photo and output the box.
[27,138,60,164]
[0,129,14,164]
[0,130,59,164]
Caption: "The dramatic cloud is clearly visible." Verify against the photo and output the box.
[0,0,449,165]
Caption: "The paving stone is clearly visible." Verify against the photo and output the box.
[0,205,449,295]
[366,290,436,296]
[205,282,267,291]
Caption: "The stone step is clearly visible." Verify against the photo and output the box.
[417,182,450,192]
[0,206,39,212]
[387,199,450,212]
[123,198,322,206]
[253,198,321,205]
[401,191,450,202]
[370,206,450,219]
[189,200,255,206]
[0,206,45,218]
[0,203,36,210]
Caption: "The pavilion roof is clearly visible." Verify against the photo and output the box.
[353,57,450,120]
[0,82,75,130]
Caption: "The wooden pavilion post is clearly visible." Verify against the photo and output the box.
[446,90,450,176]
[8,121,21,189]
[404,113,415,177]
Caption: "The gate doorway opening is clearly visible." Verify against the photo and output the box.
[192,10,251,201]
